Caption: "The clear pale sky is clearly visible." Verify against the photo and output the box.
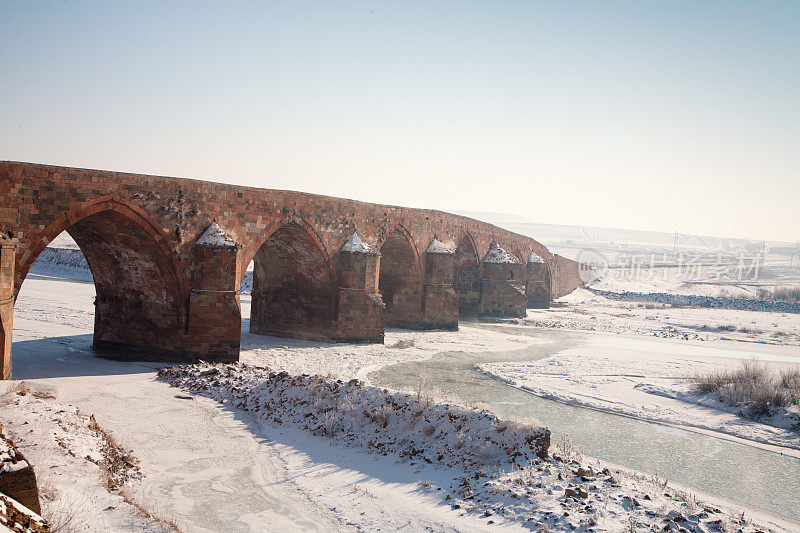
[2,1,798,242]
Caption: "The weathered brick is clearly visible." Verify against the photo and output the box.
[0,161,583,375]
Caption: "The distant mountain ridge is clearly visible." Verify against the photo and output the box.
[455,211,797,258]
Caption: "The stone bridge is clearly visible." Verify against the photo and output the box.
[0,161,583,379]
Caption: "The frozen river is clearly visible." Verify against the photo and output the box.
[369,325,800,524]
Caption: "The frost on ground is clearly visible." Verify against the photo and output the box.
[0,492,49,533]
[479,349,800,453]
[0,382,174,532]
[514,288,800,345]
[160,362,782,533]
[238,311,540,381]
[7,251,800,531]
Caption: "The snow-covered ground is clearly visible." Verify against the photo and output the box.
[239,299,539,382]
[479,344,800,454]
[518,287,800,346]
[476,265,800,455]
[2,242,799,531]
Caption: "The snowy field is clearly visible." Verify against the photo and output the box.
[478,270,800,455]
[479,341,800,454]
[1,243,799,531]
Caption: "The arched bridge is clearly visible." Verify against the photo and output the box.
[0,161,583,379]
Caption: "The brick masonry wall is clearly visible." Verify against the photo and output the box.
[0,428,42,515]
[1,161,568,294]
[422,252,458,330]
[550,255,585,299]
[480,262,528,318]
[1,239,15,379]
[0,161,584,365]
[526,262,552,308]
[453,236,481,316]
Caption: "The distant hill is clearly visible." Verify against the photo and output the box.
[455,211,797,261]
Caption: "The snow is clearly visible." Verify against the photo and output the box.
[158,363,787,532]
[195,221,238,247]
[0,434,29,473]
[528,252,545,264]
[426,239,454,254]
[483,244,520,264]
[3,253,799,531]
[0,491,49,532]
[159,365,550,469]
[238,307,538,381]
[340,232,373,253]
[0,383,171,532]
[479,347,800,453]
[518,287,800,346]
[47,232,80,250]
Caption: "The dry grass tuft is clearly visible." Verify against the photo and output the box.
[553,435,582,463]
[693,360,800,418]
[88,415,141,492]
[40,485,91,533]
[388,339,415,349]
[118,486,182,532]
[755,286,800,303]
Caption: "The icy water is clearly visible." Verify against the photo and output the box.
[369,326,800,525]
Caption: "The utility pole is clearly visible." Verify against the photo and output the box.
[673,231,679,256]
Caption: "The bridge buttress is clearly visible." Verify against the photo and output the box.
[421,247,459,331]
[525,254,552,309]
[187,243,241,362]
[1,236,15,379]
[333,246,385,343]
[479,246,528,318]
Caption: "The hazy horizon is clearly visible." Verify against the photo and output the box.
[2,1,798,242]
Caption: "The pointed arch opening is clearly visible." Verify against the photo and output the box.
[454,235,481,317]
[13,197,188,366]
[249,221,337,341]
[378,226,422,326]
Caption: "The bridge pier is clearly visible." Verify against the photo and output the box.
[480,244,527,318]
[454,236,481,317]
[525,252,551,309]
[187,227,241,362]
[1,235,15,379]
[333,234,385,342]
[420,240,458,330]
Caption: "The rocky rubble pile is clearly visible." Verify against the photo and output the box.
[158,363,784,531]
[158,363,550,470]
[589,288,800,314]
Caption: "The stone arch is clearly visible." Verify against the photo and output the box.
[248,220,338,341]
[378,224,422,326]
[454,233,481,317]
[14,195,188,358]
[15,195,184,296]
[238,214,331,291]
